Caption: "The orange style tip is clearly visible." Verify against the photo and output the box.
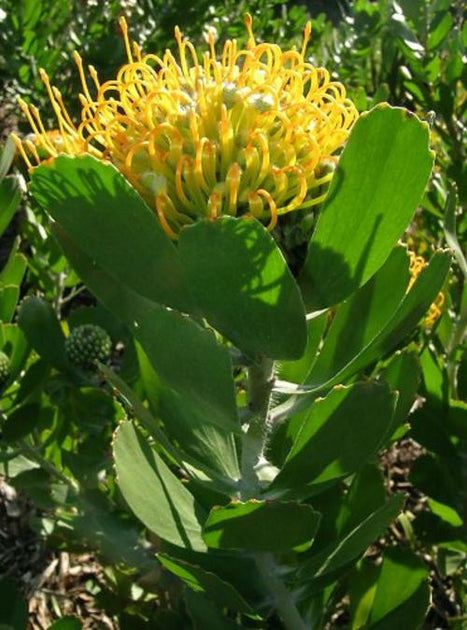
[10,133,22,148]
[73,51,82,64]
[174,25,182,42]
[118,15,128,32]
[304,21,312,37]
[39,67,49,81]
[244,13,253,29]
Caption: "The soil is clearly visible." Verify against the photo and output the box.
[0,478,117,629]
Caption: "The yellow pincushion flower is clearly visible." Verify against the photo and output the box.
[14,16,358,239]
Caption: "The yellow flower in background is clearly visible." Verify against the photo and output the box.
[14,16,358,239]
[408,251,445,327]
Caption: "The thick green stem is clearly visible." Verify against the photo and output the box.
[241,359,308,630]
[241,358,274,496]
[255,553,308,630]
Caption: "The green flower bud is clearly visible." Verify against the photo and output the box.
[65,324,112,369]
[0,351,11,386]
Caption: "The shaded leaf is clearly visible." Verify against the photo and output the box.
[30,155,194,312]
[158,554,252,613]
[18,297,74,375]
[203,500,320,552]
[300,494,404,579]
[179,217,307,360]
[113,420,207,551]
[300,105,433,309]
[269,382,396,497]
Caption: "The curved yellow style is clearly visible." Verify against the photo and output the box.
[14,16,358,239]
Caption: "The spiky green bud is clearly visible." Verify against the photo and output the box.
[65,324,112,369]
[0,351,11,386]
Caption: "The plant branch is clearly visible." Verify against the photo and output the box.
[240,358,309,630]
[255,553,308,630]
[240,358,274,497]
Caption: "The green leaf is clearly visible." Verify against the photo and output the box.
[277,248,450,418]
[0,178,21,239]
[268,382,396,497]
[391,12,424,58]
[135,304,239,433]
[158,387,241,481]
[336,463,386,537]
[277,313,327,384]
[427,11,452,50]
[300,105,433,310]
[113,420,207,551]
[368,548,430,629]
[18,296,74,375]
[30,155,194,312]
[300,494,404,579]
[0,136,16,182]
[52,225,239,434]
[409,454,460,512]
[380,351,421,439]
[0,286,19,322]
[185,590,250,630]
[2,404,53,443]
[99,362,182,466]
[158,554,252,613]
[0,252,27,288]
[0,578,28,630]
[48,617,83,630]
[179,217,307,360]
[1,324,28,382]
[202,500,320,552]
[348,548,430,630]
[348,559,380,630]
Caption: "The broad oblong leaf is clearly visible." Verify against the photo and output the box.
[0,286,19,323]
[306,249,451,389]
[0,177,21,239]
[17,296,75,376]
[158,387,241,481]
[202,500,320,552]
[272,248,451,424]
[158,554,252,613]
[52,225,239,434]
[300,494,404,579]
[179,217,307,360]
[349,548,430,630]
[30,155,194,312]
[137,344,240,481]
[300,105,434,310]
[268,382,396,497]
[0,252,27,287]
[185,590,250,630]
[367,548,430,630]
[135,305,239,433]
[113,420,206,551]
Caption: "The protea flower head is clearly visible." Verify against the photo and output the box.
[14,16,358,239]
